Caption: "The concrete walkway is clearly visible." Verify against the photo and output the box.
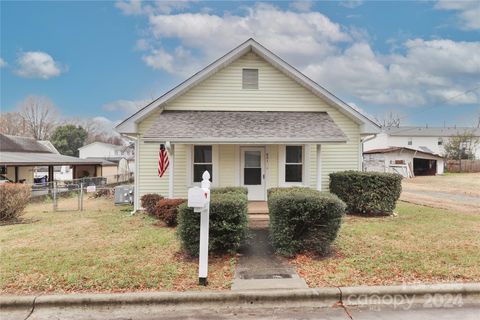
[232,215,307,291]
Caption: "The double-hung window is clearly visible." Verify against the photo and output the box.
[285,145,303,183]
[193,145,213,182]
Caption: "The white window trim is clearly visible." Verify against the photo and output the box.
[278,144,306,187]
[187,144,218,187]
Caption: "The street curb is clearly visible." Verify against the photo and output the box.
[1,283,479,310]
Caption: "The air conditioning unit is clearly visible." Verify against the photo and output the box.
[114,185,134,205]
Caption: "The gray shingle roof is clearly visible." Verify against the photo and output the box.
[0,134,53,153]
[385,126,480,137]
[0,152,111,166]
[143,111,347,143]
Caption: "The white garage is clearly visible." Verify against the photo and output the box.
[363,147,444,178]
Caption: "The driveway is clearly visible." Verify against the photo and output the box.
[400,173,480,214]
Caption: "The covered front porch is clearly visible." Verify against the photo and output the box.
[135,110,355,206]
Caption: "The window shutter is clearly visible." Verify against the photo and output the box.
[242,69,258,89]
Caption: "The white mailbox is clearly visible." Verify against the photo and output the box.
[186,170,211,286]
[187,187,210,209]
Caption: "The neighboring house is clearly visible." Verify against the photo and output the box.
[79,141,135,173]
[116,39,380,210]
[0,133,110,183]
[364,126,480,159]
[363,147,444,177]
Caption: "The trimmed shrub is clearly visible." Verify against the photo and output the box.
[268,187,346,257]
[211,186,248,195]
[151,198,186,227]
[0,184,32,222]
[140,194,164,215]
[177,192,248,256]
[329,171,402,215]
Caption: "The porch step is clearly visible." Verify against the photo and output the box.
[248,201,269,214]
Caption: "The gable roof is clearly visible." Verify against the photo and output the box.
[364,146,442,158]
[116,38,380,135]
[78,141,126,151]
[385,126,480,137]
[143,111,347,144]
[0,134,54,153]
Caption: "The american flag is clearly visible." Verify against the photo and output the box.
[158,144,169,177]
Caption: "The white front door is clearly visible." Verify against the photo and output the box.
[241,147,266,201]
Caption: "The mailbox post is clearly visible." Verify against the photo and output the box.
[187,171,211,286]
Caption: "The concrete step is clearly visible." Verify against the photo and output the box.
[231,278,308,291]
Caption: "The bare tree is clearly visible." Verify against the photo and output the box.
[375,111,401,129]
[0,112,29,136]
[18,96,58,140]
[444,131,480,160]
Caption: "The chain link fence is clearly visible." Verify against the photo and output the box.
[30,173,134,212]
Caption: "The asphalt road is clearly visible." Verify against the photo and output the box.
[8,304,479,320]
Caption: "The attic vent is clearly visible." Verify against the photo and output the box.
[242,68,258,89]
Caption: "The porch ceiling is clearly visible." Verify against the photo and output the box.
[143,111,347,144]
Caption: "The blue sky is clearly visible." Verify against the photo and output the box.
[1,0,479,127]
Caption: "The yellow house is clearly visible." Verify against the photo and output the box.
[116,39,380,210]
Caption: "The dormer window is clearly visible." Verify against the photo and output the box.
[242,68,258,89]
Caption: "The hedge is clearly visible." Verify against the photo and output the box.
[329,171,402,215]
[211,186,248,195]
[268,187,346,257]
[177,191,248,256]
[140,194,164,215]
[0,184,32,222]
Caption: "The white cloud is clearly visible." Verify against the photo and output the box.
[116,0,194,16]
[145,3,350,75]
[435,0,480,30]
[0,58,6,68]
[15,51,65,79]
[339,0,363,9]
[289,1,314,12]
[119,2,480,108]
[102,99,151,114]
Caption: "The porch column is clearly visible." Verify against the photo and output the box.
[168,144,174,198]
[316,144,322,191]
[48,165,54,182]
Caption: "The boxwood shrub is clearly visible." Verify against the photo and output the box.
[329,171,402,215]
[211,186,248,195]
[268,187,346,257]
[177,191,248,256]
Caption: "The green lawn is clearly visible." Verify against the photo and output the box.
[292,201,480,287]
[0,197,235,294]
[2,198,478,294]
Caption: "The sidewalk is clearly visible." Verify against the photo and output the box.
[232,213,307,291]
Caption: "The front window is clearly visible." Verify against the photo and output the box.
[193,145,212,182]
[438,137,443,146]
[285,145,303,183]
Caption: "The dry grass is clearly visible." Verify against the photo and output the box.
[0,197,236,295]
[291,201,480,287]
[400,173,480,213]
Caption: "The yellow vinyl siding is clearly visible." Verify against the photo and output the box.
[136,51,361,197]
[218,145,236,187]
[266,145,278,189]
[173,144,188,198]
[137,140,169,199]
